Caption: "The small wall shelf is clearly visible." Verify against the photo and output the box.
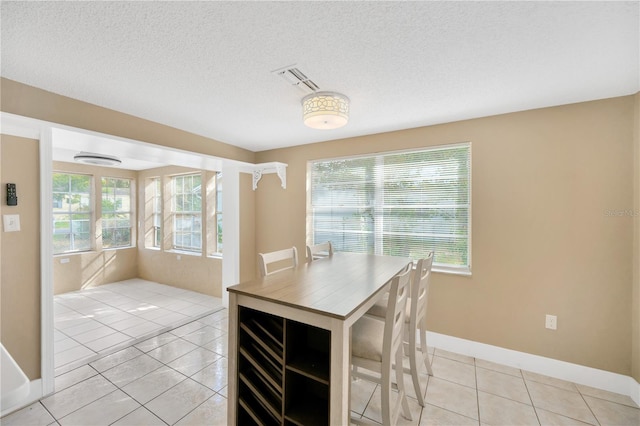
[245,162,287,191]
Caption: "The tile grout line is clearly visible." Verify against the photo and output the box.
[101,334,217,420]
[21,300,639,426]
[576,387,602,426]
[520,366,542,425]
[53,303,224,374]
[170,391,224,426]
[38,400,58,425]
[473,356,481,425]
[50,319,226,424]
[522,374,601,426]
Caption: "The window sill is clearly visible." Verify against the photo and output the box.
[207,253,223,260]
[54,246,137,256]
[53,250,95,257]
[167,249,202,257]
[432,265,472,277]
[103,246,135,251]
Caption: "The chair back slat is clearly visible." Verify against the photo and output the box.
[306,241,333,262]
[411,252,434,329]
[384,264,412,363]
[258,246,298,277]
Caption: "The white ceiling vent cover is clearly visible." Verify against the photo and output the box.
[74,152,122,166]
[273,65,320,94]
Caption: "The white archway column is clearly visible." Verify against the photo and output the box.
[221,164,240,307]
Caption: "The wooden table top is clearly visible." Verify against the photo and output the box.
[227,252,412,320]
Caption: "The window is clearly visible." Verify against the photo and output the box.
[52,173,92,254]
[101,177,133,248]
[307,143,471,273]
[151,177,162,248]
[172,173,202,252]
[205,171,223,257]
[215,172,223,253]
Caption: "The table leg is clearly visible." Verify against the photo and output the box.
[227,292,238,425]
[329,317,350,425]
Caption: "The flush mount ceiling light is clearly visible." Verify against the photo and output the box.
[302,91,350,130]
[73,152,121,166]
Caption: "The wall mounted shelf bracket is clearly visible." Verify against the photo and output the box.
[248,162,287,191]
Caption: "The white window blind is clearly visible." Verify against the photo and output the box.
[307,143,470,272]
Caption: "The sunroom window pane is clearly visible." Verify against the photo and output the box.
[52,173,92,254]
[101,177,132,248]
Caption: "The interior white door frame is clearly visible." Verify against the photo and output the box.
[0,111,253,401]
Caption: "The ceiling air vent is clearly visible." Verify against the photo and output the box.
[74,152,121,166]
[273,65,320,94]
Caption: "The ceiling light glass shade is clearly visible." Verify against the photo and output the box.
[302,91,349,129]
[73,152,121,166]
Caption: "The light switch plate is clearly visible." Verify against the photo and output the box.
[3,214,21,232]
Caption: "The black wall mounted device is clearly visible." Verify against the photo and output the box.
[6,183,17,206]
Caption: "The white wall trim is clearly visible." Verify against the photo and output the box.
[0,379,43,418]
[39,129,55,397]
[0,110,261,398]
[221,166,240,308]
[0,113,56,402]
[428,331,640,406]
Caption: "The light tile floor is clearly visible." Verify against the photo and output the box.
[54,279,224,375]
[3,307,640,426]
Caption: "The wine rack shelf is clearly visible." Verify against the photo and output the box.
[236,306,330,426]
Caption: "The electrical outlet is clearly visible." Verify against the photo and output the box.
[545,314,557,330]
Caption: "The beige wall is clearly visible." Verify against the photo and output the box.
[53,248,138,295]
[52,161,138,294]
[1,76,637,381]
[633,92,640,381]
[256,96,636,376]
[0,135,41,380]
[1,78,257,381]
[1,78,256,164]
[137,249,222,296]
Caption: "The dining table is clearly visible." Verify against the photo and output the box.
[226,251,412,425]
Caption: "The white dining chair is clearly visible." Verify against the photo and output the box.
[258,246,298,277]
[306,241,333,262]
[366,252,434,406]
[351,263,413,425]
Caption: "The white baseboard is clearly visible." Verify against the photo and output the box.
[0,378,43,418]
[3,335,639,418]
[427,331,640,407]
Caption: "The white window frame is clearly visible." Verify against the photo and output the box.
[101,176,134,249]
[151,177,162,249]
[205,171,223,258]
[215,171,223,254]
[307,142,471,275]
[52,172,93,254]
[171,173,203,253]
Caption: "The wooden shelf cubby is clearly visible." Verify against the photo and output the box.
[236,306,331,426]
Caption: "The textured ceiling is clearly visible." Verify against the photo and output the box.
[1,1,639,152]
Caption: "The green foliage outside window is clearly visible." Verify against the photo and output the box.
[308,144,470,269]
[52,173,92,254]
